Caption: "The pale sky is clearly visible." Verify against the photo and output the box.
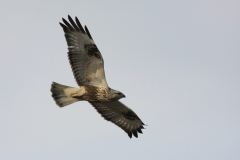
[0,0,239,160]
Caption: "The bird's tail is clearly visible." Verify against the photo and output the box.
[50,82,82,107]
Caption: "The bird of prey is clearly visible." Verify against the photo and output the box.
[50,15,145,138]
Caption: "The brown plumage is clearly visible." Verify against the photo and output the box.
[50,15,146,138]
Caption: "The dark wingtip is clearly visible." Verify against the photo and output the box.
[133,130,138,138]
[85,25,93,40]
[61,18,67,27]
[137,128,143,134]
[59,22,64,27]
[75,17,85,33]
[59,22,69,32]
[67,15,72,23]
[62,17,74,31]
[128,133,132,138]
[67,15,79,31]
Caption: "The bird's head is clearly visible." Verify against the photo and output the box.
[109,89,126,100]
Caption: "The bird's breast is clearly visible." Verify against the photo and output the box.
[83,86,110,101]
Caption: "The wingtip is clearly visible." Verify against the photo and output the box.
[128,133,132,138]
[62,18,68,25]
[59,22,65,27]
[75,16,86,33]
[68,15,73,21]
[137,128,143,134]
[133,130,138,138]
[75,16,78,21]
[84,25,93,40]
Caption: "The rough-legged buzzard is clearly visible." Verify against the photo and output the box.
[51,15,145,138]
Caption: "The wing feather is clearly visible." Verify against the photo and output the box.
[68,15,80,31]
[89,101,145,138]
[62,18,75,31]
[60,15,108,87]
[85,25,93,40]
[75,17,86,33]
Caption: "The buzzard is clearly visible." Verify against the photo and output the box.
[51,15,145,138]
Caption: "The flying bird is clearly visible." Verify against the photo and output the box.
[50,15,145,138]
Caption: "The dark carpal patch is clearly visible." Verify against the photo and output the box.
[84,44,101,59]
[122,110,141,121]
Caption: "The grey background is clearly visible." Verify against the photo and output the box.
[0,0,239,159]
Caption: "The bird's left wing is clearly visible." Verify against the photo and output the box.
[89,101,145,138]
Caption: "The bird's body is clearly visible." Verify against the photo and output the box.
[51,15,145,138]
[70,86,123,102]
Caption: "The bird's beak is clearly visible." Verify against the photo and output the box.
[123,95,126,98]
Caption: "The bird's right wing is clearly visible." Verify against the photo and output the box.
[60,15,108,87]
[89,101,145,138]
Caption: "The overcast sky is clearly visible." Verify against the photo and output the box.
[0,0,239,159]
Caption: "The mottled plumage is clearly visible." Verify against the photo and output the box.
[50,15,145,138]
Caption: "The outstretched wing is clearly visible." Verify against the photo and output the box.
[60,15,108,87]
[89,101,145,138]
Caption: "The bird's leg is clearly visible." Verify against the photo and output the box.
[71,88,85,98]
[71,93,84,98]
[71,93,78,98]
